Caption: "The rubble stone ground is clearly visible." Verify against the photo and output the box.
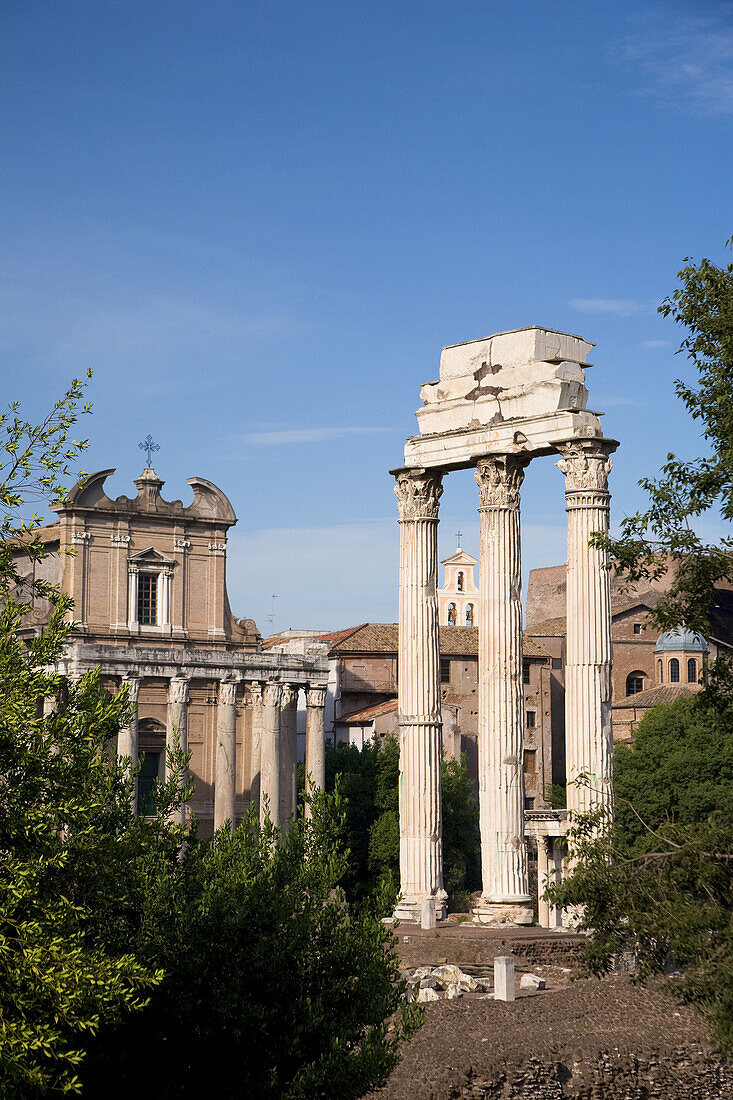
[367,924,731,1099]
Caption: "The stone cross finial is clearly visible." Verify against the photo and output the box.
[138,434,160,467]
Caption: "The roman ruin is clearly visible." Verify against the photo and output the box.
[392,326,617,922]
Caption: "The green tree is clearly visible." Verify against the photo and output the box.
[0,379,176,1096]
[326,736,480,911]
[551,241,733,1049]
[82,794,417,1100]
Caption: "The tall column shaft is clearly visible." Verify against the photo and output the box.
[118,675,140,815]
[557,442,614,820]
[305,685,327,819]
[214,679,238,830]
[394,469,445,921]
[260,682,282,827]
[248,682,263,815]
[537,838,550,928]
[474,455,532,923]
[166,677,190,826]
[279,685,299,829]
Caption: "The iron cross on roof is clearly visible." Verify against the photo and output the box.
[455,530,463,545]
[139,434,160,466]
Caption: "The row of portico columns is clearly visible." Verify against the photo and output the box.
[115,674,327,830]
[393,438,615,922]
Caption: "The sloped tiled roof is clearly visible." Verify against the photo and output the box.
[612,683,697,710]
[328,623,548,660]
[338,699,398,724]
[526,616,566,637]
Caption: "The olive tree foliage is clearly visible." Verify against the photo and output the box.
[596,240,733,635]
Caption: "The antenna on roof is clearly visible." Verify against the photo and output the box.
[265,594,279,633]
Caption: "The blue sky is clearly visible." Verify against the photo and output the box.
[2,0,731,631]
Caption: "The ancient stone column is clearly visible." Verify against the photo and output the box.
[537,838,550,928]
[556,441,615,821]
[474,455,532,924]
[166,676,189,825]
[248,682,263,815]
[279,685,299,829]
[259,682,282,827]
[214,678,238,830]
[118,675,140,814]
[305,685,327,819]
[394,468,446,921]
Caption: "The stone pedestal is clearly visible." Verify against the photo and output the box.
[279,685,299,829]
[260,682,282,827]
[248,682,263,816]
[214,679,238,830]
[473,456,532,926]
[557,442,615,822]
[394,469,447,922]
[305,685,327,818]
[118,675,140,814]
[494,955,515,1001]
[166,677,190,826]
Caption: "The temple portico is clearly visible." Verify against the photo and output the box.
[392,326,617,924]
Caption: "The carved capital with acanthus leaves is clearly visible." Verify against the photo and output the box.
[556,442,613,493]
[475,454,528,509]
[394,469,443,521]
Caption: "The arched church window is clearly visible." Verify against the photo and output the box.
[687,658,697,683]
[457,572,464,592]
[658,659,663,683]
[669,658,680,683]
[465,604,474,627]
[625,672,645,696]
[447,603,456,625]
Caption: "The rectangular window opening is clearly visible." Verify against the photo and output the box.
[526,710,536,729]
[523,749,536,774]
[440,658,451,684]
[137,572,158,625]
[522,660,530,685]
[633,623,643,635]
[137,752,161,815]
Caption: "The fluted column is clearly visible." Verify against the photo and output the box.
[537,838,550,928]
[260,682,282,827]
[305,685,327,818]
[118,674,141,814]
[474,455,532,924]
[214,678,238,830]
[279,685,299,829]
[166,677,190,825]
[394,468,446,921]
[248,682,263,815]
[557,441,615,822]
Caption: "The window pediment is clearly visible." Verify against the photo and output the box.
[128,546,177,567]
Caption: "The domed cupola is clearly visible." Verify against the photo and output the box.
[654,628,708,685]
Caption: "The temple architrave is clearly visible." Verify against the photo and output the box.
[392,326,618,925]
[19,466,328,833]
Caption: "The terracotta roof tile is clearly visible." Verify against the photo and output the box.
[612,683,697,710]
[338,699,398,724]
[329,623,548,659]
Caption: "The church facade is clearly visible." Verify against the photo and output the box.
[21,465,328,834]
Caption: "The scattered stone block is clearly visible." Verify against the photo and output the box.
[494,955,515,1002]
[519,972,546,991]
[417,986,440,1003]
[420,977,438,989]
[445,982,462,999]
[431,964,479,992]
[421,898,436,930]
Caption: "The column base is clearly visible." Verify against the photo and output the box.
[472,900,534,926]
[394,892,448,923]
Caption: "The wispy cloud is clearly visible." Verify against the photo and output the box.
[238,427,390,445]
[620,8,733,117]
[569,298,648,316]
[639,339,671,349]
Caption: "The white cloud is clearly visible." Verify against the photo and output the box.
[237,427,390,446]
[639,339,671,349]
[569,298,647,316]
[620,9,733,117]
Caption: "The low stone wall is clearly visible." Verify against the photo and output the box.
[460,1049,732,1098]
[396,925,584,970]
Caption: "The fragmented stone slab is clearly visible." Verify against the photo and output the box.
[417,986,440,1003]
[519,972,547,991]
[444,982,462,999]
[431,964,479,992]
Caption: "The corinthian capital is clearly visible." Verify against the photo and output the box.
[280,684,299,709]
[218,679,238,707]
[394,469,443,521]
[306,685,327,709]
[556,442,613,492]
[475,455,527,508]
[262,682,282,709]
[168,677,190,704]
